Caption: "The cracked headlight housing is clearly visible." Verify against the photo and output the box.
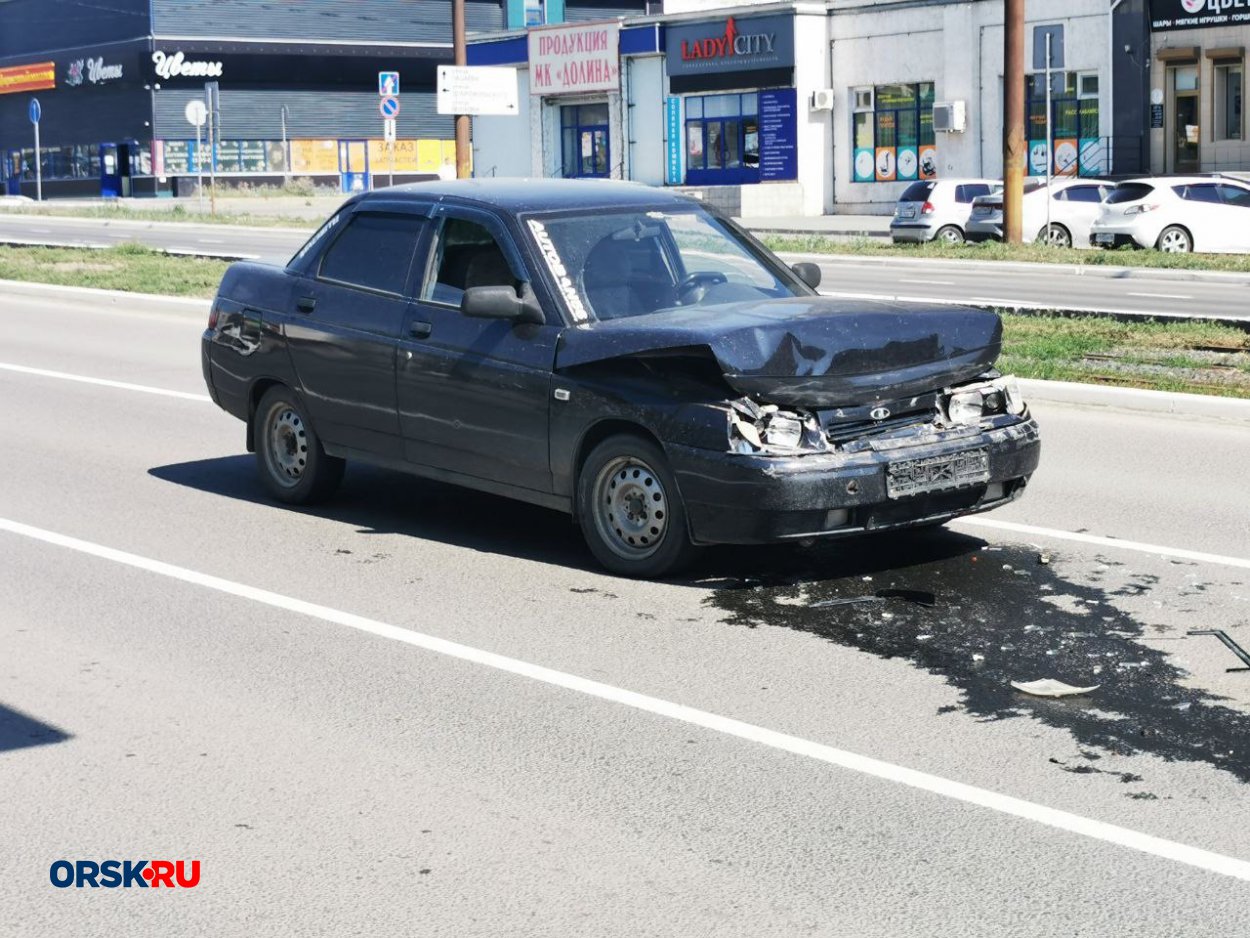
[945,376,1026,426]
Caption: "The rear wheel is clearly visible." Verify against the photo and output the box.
[577,434,700,578]
[255,385,344,504]
[1156,226,1193,253]
[934,225,964,245]
[1038,223,1072,248]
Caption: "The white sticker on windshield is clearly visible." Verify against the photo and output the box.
[528,219,589,323]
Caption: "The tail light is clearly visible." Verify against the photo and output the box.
[1125,203,1161,215]
[921,202,936,215]
[207,300,221,330]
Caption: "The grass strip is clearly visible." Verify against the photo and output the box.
[765,234,1250,274]
[0,243,230,298]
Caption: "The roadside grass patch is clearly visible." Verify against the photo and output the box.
[0,243,229,297]
[999,313,1250,397]
[766,234,1250,274]
[0,204,318,229]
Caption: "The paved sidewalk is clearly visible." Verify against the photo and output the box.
[732,214,891,237]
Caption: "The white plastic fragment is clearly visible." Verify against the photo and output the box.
[1010,679,1101,697]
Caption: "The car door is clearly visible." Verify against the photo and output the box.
[1055,184,1108,245]
[1222,187,1250,253]
[396,206,561,495]
[283,207,428,458]
[1172,184,1227,252]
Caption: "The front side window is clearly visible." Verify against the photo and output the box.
[318,212,425,296]
[423,217,519,307]
[526,207,809,322]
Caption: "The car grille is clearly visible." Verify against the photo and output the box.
[824,410,936,445]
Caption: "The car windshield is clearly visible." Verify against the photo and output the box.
[524,207,807,322]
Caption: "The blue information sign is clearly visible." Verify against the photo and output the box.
[29,98,41,124]
[378,71,400,96]
[665,97,683,185]
[758,89,797,182]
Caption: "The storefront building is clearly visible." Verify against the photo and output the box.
[1148,0,1247,174]
[470,3,832,216]
[0,0,647,198]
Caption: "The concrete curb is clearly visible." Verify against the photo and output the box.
[1019,378,1250,424]
[0,278,210,312]
[4,279,1247,422]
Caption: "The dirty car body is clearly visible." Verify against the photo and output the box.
[202,179,1041,577]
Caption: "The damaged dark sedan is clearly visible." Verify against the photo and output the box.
[201,179,1040,577]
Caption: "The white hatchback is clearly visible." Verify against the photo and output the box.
[1089,177,1250,253]
[890,179,999,244]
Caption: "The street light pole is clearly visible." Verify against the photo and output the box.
[1003,0,1026,244]
[453,0,470,179]
[281,104,290,182]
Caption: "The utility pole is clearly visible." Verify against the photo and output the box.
[453,0,471,179]
[1003,0,1025,244]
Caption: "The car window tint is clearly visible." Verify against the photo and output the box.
[424,218,517,307]
[1107,183,1154,204]
[1174,184,1222,203]
[1229,189,1250,208]
[1064,186,1103,203]
[899,181,934,202]
[318,213,424,296]
[1216,184,1250,203]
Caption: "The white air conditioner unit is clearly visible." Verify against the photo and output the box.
[933,100,967,133]
[810,89,835,112]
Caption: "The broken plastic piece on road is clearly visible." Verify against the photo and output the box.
[1011,679,1101,698]
[811,596,883,608]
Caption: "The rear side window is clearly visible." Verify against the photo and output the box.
[1107,183,1155,204]
[319,213,426,296]
[955,184,991,203]
[899,181,934,202]
[1174,184,1222,203]
[1062,185,1104,203]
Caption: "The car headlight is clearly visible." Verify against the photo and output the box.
[729,402,827,454]
[945,376,1025,426]
[762,413,804,449]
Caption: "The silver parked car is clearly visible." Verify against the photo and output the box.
[890,179,999,244]
[966,178,1114,248]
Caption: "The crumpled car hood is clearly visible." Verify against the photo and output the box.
[555,297,1002,407]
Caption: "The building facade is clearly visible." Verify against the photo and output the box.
[0,0,648,198]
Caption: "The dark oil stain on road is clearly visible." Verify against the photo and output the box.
[702,530,1250,783]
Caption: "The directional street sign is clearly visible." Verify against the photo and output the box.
[28,98,41,124]
[436,66,519,116]
[378,71,399,97]
[379,96,400,119]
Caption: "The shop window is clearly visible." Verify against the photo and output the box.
[1026,71,1102,176]
[561,104,610,178]
[851,82,935,183]
[683,93,759,186]
[1215,62,1243,140]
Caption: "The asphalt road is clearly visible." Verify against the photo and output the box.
[3,288,1250,936]
[4,211,1250,323]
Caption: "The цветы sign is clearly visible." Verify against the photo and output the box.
[528,22,620,95]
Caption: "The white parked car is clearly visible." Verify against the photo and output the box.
[1089,176,1250,253]
[965,178,1114,248]
[890,179,999,244]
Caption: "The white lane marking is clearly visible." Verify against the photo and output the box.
[898,278,955,286]
[0,363,211,402]
[1127,292,1192,300]
[2,516,1248,884]
[198,238,225,244]
[955,518,1250,571]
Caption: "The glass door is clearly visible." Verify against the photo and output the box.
[560,104,610,178]
[1171,66,1201,174]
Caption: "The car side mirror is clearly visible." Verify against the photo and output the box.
[460,284,544,325]
[791,262,822,290]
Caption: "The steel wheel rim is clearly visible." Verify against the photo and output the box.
[1045,225,1069,247]
[591,455,669,561]
[940,228,961,244]
[266,406,308,487]
[1160,229,1189,253]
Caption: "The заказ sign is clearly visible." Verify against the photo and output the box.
[665,14,795,78]
[528,22,619,96]
[1149,0,1250,30]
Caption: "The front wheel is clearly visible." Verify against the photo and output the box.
[255,385,344,504]
[934,225,964,245]
[577,434,700,578]
[1156,226,1193,253]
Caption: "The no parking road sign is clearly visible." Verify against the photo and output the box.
[379,96,400,119]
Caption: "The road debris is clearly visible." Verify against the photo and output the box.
[811,596,883,608]
[1187,630,1250,673]
[875,588,938,607]
[1011,679,1100,698]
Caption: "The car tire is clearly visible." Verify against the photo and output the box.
[577,433,700,579]
[1038,224,1072,248]
[934,225,964,245]
[1156,226,1193,253]
[255,385,344,505]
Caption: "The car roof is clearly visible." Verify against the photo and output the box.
[1115,175,1248,186]
[349,177,704,213]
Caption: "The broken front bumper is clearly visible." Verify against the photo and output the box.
[668,417,1041,545]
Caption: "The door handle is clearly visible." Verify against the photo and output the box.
[296,296,316,313]
[409,321,433,339]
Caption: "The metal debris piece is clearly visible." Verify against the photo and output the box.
[875,588,938,607]
[811,596,883,608]
[1011,679,1100,697]
[1187,630,1250,673]
[1038,553,1051,565]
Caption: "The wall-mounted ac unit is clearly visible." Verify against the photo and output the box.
[933,101,967,133]
[810,89,835,112]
